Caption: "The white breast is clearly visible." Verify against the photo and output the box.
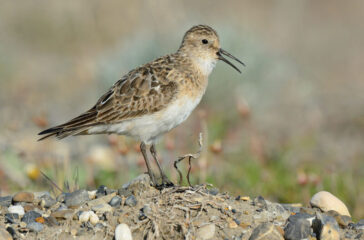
[88,95,204,144]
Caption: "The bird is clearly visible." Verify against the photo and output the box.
[38,25,245,188]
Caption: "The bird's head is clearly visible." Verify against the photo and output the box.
[178,25,244,75]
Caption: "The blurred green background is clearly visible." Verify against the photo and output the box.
[0,0,363,219]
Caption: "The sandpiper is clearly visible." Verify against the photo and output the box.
[38,25,244,187]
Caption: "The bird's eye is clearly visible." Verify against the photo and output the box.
[202,39,208,44]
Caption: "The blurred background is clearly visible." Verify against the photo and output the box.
[0,0,363,219]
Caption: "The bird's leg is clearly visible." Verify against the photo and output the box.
[140,142,157,186]
[150,144,174,187]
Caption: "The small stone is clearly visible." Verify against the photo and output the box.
[92,203,112,213]
[121,173,152,194]
[35,217,45,224]
[326,210,352,228]
[253,196,267,210]
[13,192,34,203]
[249,222,284,240]
[312,212,340,240]
[64,189,90,208]
[5,213,19,224]
[44,216,59,227]
[88,190,97,200]
[5,226,16,238]
[40,195,56,208]
[96,185,107,198]
[284,215,311,240]
[89,212,99,225]
[196,223,215,240]
[0,196,12,207]
[125,195,137,207]
[310,191,351,217]
[20,221,27,228]
[208,188,219,195]
[21,210,42,224]
[79,211,92,223]
[241,196,251,201]
[142,204,152,216]
[24,204,36,212]
[27,222,43,232]
[8,205,25,216]
[355,219,364,230]
[115,223,132,240]
[51,209,74,220]
[320,223,340,240]
[0,226,12,240]
[94,223,104,230]
[109,196,122,207]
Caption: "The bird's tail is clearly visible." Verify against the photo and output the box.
[38,107,98,141]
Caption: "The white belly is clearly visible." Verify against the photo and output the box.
[88,95,203,144]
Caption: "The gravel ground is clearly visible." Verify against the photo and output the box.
[0,174,363,240]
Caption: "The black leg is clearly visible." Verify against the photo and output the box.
[140,142,157,186]
[150,144,174,187]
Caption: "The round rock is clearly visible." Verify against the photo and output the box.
[21,210,42,224]
[27,222,44,232]
[64,189,90,208]
[8,205,25,216]
[13,192,34,203]
[125,195,137,207]
[310,191,351,217]
[115,223,132,240]
[109,196,122,207]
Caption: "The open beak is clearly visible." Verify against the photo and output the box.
[217,48,245,73]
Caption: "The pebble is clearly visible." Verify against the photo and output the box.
[249,222,284,240]
[196,223,215,240]
[310,191,351,217]
[88,190,97,200]
[13,192,34,203]
[125,195,137,207]
[40,195,56,208]
[89,212,99,225]
[51,209,74,220]
[21,210,42,224]
[27,222,44,232]
[64,189,90,208]
[79,211,92,223]
[0,226,12,240]
[253,196,267,210]
[95,223,104,230]
[96,185,107,198]
[320,223,340,240]
[118,188,132,198]
[312,213,341,240]
[284,214,311,240]
[326,210,352,228]
[228,219,238,228]
[109,196,122,207]
[355,219,364,230]
[115,223,133,240]
[121,174,151,193]
[5,213,19,224]
[0,196,12,207]
[91,203,113,213]
[8,205,25,216]
[87,192,116,207]
[44,216,59,227]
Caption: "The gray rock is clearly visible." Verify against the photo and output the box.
[284,214,311,240]
[280,204,301,213]
[40,194,56,208]
[64,189,90,207]
[44,216,59,227]
[249,222,283,240]
[118,188,132,197]
[21,210,42,224]
[253,196,267,210]
[326,210,352,228]
[94,223,104,230]
[122,174,151,194]
[0,196,12,207]
[96,185,107,198]
[5,213,19,224]
[125,195,137,207]
[27,222,44,232]
[355,219,364,230]
[312,212,341,240]
[196,223,215,240]
[109,196,122,207]
[91,203,112,213]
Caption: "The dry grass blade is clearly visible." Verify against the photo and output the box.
[40,170,63,194]
[173,133,203,186]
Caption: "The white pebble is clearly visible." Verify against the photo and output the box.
[310,191,351,217]
[89,212,99,225]
[79,211,91,223]
[115,223,132,240]
[8,205,25,216]
[88,190,97,199]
